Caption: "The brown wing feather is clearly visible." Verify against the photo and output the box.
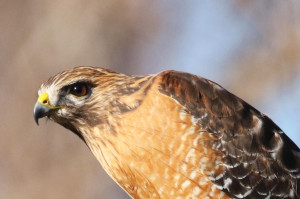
[158,70,300,198]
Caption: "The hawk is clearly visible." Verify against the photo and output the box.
[34,66,300,198]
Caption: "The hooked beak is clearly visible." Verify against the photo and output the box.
[34,92,57,125]
[34,101,51,125]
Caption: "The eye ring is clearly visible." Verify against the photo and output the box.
[69,83,88,97]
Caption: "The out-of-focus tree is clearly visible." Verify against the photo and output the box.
[227,0,300,103]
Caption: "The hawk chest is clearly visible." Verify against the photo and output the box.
[86,90,229,199]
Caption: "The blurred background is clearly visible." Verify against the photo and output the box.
[1,0,299,198]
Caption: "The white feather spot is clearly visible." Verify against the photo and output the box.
[289,189,295,197]
[200,112,208,120]
[170,190,175,195]
[174,174,181,180]
[190,170,197,179]
[193,187,201,195]
[191,116,199,125]
[181,126,195,141]
[185,148,196,163]
[181,164,187,173]
[252,115,263,133]
[180,124,187,130]
[213,83,223,90]
[212,183,223,190]
[223,178,232,189]
[181,180,191,189]
[179,110,186,120]
[199,176,209,186]
[158,187,164,194]
[193,134,202,146]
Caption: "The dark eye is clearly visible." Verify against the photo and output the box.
[69,83,88,97]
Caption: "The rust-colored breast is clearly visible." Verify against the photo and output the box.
[86,75,230,199]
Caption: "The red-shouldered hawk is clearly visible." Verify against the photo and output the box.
[34,66,300,198]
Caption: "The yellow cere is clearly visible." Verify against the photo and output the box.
[38,92,49,105]
[37,92,62,109]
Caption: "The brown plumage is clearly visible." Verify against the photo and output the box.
[34,66,300,198]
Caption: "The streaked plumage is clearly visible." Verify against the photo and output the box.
[34,66,300,198]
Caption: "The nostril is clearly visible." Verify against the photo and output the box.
[42,100,48,104]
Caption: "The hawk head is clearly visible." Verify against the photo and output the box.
[33,66,127,140]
